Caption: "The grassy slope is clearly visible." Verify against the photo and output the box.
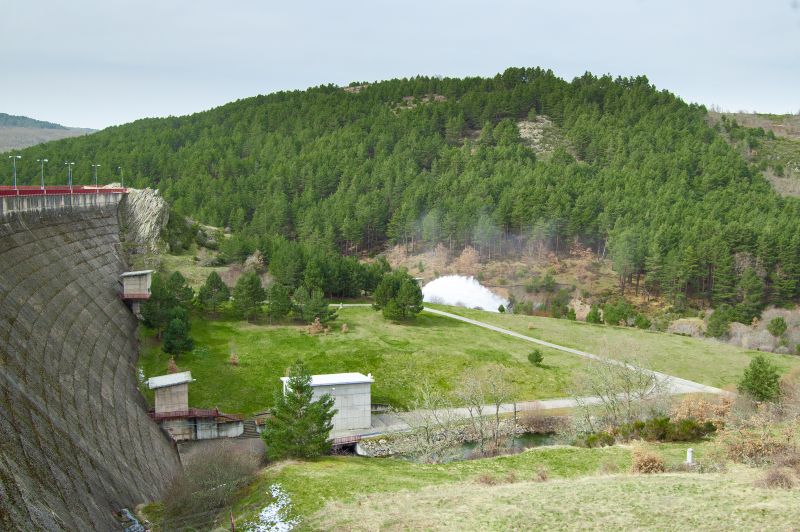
[232,442,720,528]
[308,467,800,531]
[138,307,590,416]
[430,305,800,389]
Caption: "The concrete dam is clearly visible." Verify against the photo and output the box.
[0,189,181,530]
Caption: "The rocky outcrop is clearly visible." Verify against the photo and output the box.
[0,204,180,530]
[119,187,169,253]
[667,318,706,338]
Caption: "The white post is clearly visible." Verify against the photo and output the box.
[685,447,693,465]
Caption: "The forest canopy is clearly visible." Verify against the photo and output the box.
[10,67,800,312]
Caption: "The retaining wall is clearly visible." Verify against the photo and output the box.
[0,200,181,530]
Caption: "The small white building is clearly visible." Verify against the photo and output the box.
[281,372,373,433]
[120,270,154,300]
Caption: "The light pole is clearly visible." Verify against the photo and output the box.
[36,158,48,189]
[92,164,101,193]
[8,155,21,188]
[65,161,75,189]
[117,166,123,188]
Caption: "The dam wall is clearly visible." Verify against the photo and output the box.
[0,196,181,530]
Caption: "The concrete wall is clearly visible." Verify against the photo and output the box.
[162,419,194,442]
[313,383,371,432]
[0,192,122,219]
[154,383,189,414]
[217,421,244,438]
[0,205,180,531]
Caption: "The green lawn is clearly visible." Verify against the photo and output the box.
[138,307,590,416]
[429,305,800,389]
[230,442,712,527]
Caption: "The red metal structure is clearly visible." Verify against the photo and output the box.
[0,185,127,197]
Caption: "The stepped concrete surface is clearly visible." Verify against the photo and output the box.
[0,199,180,531]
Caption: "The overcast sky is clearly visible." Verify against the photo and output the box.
[1,0,798,130]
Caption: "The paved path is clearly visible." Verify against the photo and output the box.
[328,304,728,441]
[423,306,724,396]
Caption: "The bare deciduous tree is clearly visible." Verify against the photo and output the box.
[571,358,670,433]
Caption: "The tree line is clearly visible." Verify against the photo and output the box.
[13,67,800,314]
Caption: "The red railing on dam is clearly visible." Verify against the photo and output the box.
[0,185,127,196]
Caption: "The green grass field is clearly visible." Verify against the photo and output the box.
[226,442,746,529]
[138,307,590,416]
[429,305,800,389]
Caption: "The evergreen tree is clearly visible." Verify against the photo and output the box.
[233,271,266,321]
[267,283,292,322]
[373,269,423,321]
[586,305,602,324]
[767,316,787,338]
[738,354,781,402]
[197,271,230,313]
[706,304,733,338]
[736,268,764,323]
[711,253,736,306]
[294,285,337,324]
[163,312,193,356]
[262,360,336,460]
[140,273,172,337]
[166,271,194,309]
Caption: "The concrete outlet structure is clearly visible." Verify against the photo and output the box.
[147,371,243,441]
[282,372,374,434]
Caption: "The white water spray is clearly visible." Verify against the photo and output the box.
[422,275,509,312]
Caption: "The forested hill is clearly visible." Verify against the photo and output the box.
[0,112,66,129]
[12,67,800,315]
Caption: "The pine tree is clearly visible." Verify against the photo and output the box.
[294,285,337,324]
[198,271,230,313]
[267,283,292,322]
[262,360,336,460]
[711,253,736,306]
[233,271,266,321]
[736,267,764,323]
[163,316,193,356]
[373,269,423,321]
[738,354,781,402]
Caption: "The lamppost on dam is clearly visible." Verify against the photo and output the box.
[92,164,101,193]
[65,161,75,189]
[37,158,48,189]
[8,155,21,188]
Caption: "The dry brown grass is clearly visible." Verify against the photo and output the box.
[756,467,796,490]
[304,470,800,531]
[631,445,665,474]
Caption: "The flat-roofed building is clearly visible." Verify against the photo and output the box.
[281,372,373,434]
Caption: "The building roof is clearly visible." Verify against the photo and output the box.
[147,371,193,390]
[281,372,374,387]
[120,270,155,278]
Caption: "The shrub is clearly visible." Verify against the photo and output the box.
[670,395,732,427]
[528,349,544,367]
[634,314,651,329]
[756,467,796,490]
[341,323,349,333]
[586,305,602,324]
[738,354,781,402]
[631,446,665,474]
[768,317,788,338]
[228,353,239,366]
[534,465,549,482]
[498,304,506,313]
[161,442,259,529]
[584,431,615,448]
[706,304,733,338]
